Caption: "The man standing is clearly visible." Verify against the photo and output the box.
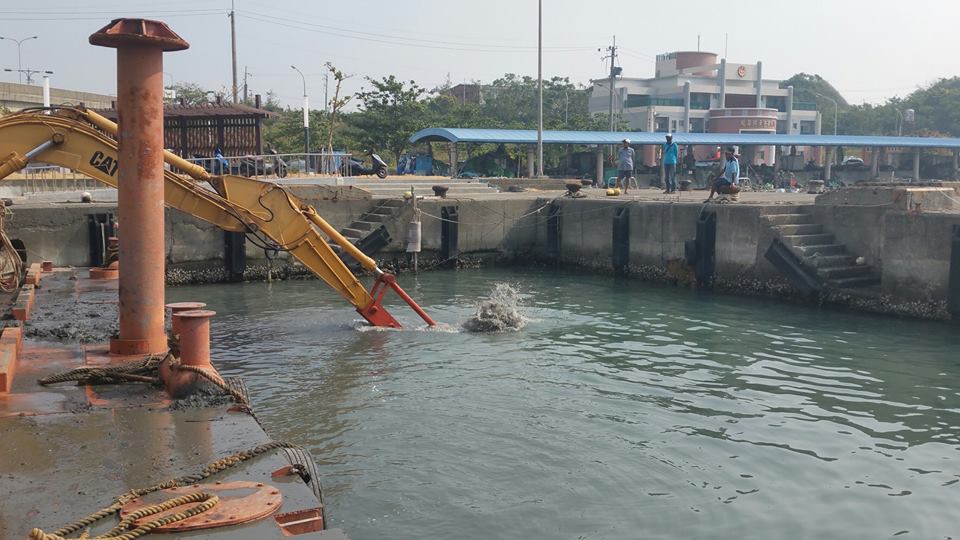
[705,146,741,202]
[662,134,679,194]
[617,139,635,193]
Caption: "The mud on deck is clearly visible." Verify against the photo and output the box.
[0,269,346,539]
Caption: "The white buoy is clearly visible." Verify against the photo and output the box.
[406,221,421,253]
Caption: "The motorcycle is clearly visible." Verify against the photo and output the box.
[343,152,388,179]
[193,148,230,175]
[236,149,288,179]
[192,148,288,178]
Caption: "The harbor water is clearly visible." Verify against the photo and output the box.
[167,268,960,539]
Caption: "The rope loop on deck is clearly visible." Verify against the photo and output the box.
[27,441,296,540]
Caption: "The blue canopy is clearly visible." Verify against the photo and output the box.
[410,128,960,149]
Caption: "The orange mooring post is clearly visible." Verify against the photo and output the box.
[160,309,219,398]
[90,19,189,356]
[165,302,207,336]
[174,310,215,368]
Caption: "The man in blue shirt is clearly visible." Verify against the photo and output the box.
[662,134,679,194]
[617,139,635,193]
[705,146,741,202]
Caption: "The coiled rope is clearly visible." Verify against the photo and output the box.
[0,206,23,293]
[28,441,297,540]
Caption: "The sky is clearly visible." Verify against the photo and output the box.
[1,0,958,110]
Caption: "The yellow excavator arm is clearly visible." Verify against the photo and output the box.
[0,107,435,328]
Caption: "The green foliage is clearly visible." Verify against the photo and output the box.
[782,73,960,138]
[472,74,607,131]
[347,75,427,163]
[901,77,960,137]
[262,109,356,154]
[781,73,848,135]
[781,73,848,107]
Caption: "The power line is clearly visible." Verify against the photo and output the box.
[620,47,656,61]
[239,8,594,51]
[0,12,223,21]
[0,9,223,14]
[237,11,593,54]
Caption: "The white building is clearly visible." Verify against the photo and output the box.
[590,51,821,165]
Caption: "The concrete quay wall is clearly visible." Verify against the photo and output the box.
[5,194,959,318]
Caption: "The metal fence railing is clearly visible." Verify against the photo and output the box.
[8,153,355,197]
[7,166,101,195]
[184,152,353,181]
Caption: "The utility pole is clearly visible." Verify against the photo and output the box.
[536,0,543,178]
[600,36,618,158]
[230,0,238,103]
[602,35,618,132]
[243,66,251,103]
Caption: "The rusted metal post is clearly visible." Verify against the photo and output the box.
[90,19,188,356]
[160,309,218,398]
[174,310,215,368]
[165,301,207,336]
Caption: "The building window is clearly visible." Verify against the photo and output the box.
[690,92,711,110]
[767,96,786,112]
[800,120,816,134]
[626,94,684,108]
[690,118,705,133]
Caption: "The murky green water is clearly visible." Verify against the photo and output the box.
[168,268,960,540]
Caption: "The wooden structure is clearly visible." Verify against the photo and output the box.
[97,100,273,157]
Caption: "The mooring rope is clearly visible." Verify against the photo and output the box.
[0,207,23,293]
[37,354,166,386]
[28,441,299,540]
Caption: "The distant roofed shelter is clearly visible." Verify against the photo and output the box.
[409,127,960,149]
[97,98,274,158]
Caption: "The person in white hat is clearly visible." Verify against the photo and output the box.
[617,139,635,193]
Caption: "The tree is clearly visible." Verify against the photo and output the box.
[781,73,849,136]
[348,76,428,163]
[164,82,218,105]
[899,77,960,137]
[324,62,351,153]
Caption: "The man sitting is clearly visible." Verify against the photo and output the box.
[705,146,741,202]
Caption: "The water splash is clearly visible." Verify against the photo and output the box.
[463,283,527,332]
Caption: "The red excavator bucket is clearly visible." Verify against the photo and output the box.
[357,274,436,328]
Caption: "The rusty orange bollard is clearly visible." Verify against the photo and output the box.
[90,19,189,356]
[165,302,207,337]
[160,309,220,398]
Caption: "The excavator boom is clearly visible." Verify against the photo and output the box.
[0,107,435,328]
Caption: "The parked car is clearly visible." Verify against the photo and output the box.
[842,156,865,167]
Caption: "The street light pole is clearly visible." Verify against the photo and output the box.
[536,0,543,178]
[291,65,310,168]
[815,92,838,136]
[0,35,38,84]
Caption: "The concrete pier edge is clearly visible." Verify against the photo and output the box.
[6,185,960,321]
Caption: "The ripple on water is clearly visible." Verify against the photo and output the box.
[167,268,960,540]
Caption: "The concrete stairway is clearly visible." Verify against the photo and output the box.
[348,179,498,198]
[329,199,407,264]
[764,209,880,289]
